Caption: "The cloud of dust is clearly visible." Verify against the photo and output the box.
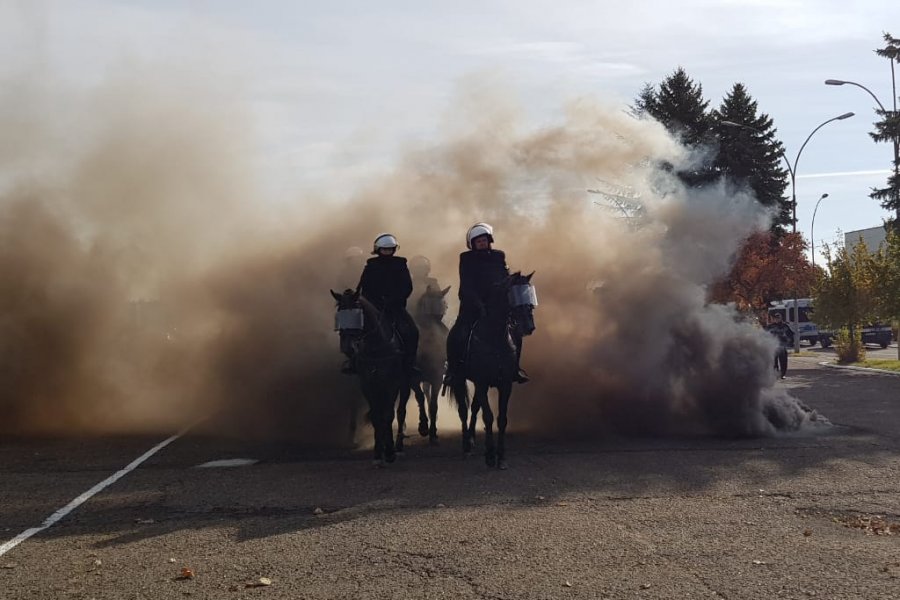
[0,47,823,440]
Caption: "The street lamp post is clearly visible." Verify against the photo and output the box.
[810,192,829,270]
[828,78,900,357]
[722,113,854,353]
[789,113,856,236]
[826,79,900,223]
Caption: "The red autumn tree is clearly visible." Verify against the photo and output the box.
[710,231,817,317]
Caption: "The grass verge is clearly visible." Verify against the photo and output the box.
[852,359,900,372]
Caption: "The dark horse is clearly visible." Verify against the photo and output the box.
[447,272,536,469]
[331,288,404,466]
[396,284,451,451]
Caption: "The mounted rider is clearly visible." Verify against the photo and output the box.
[409,255,439,302]
[336,246,366,292]
[355,233,420,378]
[445,223,529,384]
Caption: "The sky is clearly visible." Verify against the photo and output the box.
[2,0,899,263]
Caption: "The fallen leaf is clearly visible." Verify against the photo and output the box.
[135,518,155,525]
[180,567,194,579]
[803,529,812,537]
[563,581,572,587]
[92,559,103,567]
[168,558,177,563]
[436,503,446,508]
[1,563,16,570]
[313,508,324,515]
[246,577,273,588]
[752,560,766,566]
[640,583,651,590]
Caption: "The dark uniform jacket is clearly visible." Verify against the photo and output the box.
[458,249,509,317]
[358,255,413,311]
[765,322,795,348]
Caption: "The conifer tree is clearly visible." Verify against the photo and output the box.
[712,83,791,232]
[870,32,900,226]
[633,67,717,187]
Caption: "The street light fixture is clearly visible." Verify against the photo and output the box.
[722,113,854,353]
[825,78,900,223]
[810,193,829,270]
[825,79,887,111]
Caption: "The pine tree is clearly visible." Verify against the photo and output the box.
[870,32,900,227]
[633,67,717,187]
[632,83,658,118]
[712,83,791,232]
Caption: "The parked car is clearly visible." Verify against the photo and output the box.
[861,323,892,349]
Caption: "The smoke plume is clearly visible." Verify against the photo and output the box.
[0,42,824,440]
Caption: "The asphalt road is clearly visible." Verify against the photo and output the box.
[2,357,900,600]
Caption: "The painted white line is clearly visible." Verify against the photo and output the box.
[0,429,188,557]
[195,458,258,468]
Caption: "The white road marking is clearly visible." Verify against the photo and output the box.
[0,430,187,557]
[195,458,258,468]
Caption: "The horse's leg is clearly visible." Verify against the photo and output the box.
[369,393,384,467]
[384,387,399,464]
[395,387,409,454]
[496,382,512,470]
[348,395,358,447]
[428,379,439,445]
[467,393,480,448]
[453,379,472,455]
[476,383,495,468]
[414,380,429,437]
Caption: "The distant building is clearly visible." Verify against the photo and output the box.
[844,226,887,251]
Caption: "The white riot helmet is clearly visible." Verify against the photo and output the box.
[372,233,399,254]
[409,255,431,277]
[344,246,364,260]
[466,222,494,249]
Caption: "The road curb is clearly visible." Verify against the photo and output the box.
[818,361,900,377]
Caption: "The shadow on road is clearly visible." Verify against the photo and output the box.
[2,362,899,550]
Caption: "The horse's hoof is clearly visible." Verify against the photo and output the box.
[418,422,429,437]
[485,455,497,468]
[373,459,384,468]
[429,436,439,447]
[497,460,508,470]
[385,452,397,464]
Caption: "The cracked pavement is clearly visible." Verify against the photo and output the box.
[2,356,900,599]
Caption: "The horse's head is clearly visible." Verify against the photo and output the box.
[507,271,537,337]
[331,288,364,355]
[416,284,451,321]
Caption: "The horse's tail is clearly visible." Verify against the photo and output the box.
[444,375,468,409]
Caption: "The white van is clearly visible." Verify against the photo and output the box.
[767,298,892,349]
[767,299,832,348]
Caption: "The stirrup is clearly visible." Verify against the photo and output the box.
[514,368,530,384]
